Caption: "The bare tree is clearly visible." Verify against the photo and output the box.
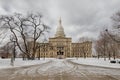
[111,11,120,29]
[95,30,119,60]
[95,31,105,60]
[105,11,120,43]
[0,13,50,60]
[95,39,104,59]
[104,11,120,58]
[0,27,9,45]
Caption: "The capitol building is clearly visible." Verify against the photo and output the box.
[36,18,92,58]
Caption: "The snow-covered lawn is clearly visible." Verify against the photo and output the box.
[0,58,52,69]
[70,58,120,68]
[1,58,120,69]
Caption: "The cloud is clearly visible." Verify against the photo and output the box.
[0,0,120,42]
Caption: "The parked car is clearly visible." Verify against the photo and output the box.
[110,60,116,63]
[118,61,120,64]
[116,60,120,64]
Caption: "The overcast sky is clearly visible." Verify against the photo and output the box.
[0,0,120,42]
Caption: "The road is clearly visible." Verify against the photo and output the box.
[0,59,120,80]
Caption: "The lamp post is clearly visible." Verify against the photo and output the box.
[10,41,16,66]
[13,41,16,60]
[105,29,120,60]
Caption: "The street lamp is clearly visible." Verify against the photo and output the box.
[10,40,16,66]
[13,41,16,60]
[105,29,120,60]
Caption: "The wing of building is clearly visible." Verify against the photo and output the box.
[35,18,92,58]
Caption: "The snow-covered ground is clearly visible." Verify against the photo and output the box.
[1,58,120,80]
[70,58,120,68]
[0,58,52,69]
[0,58,120,69]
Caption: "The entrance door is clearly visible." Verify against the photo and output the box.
[57,51,64,55]
[57,50,64,59]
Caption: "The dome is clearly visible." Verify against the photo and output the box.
[55,18,65,37]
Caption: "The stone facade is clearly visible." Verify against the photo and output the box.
[35,18,92,58]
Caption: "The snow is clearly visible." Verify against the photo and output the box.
[0,58,51,69]
[0,58,120,70]
[70,58,120,68]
